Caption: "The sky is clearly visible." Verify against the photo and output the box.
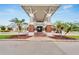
[51,4,79,23]
[0,4,30,26]
[0,4,79,25]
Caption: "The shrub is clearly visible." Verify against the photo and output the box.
[0,26,6,31]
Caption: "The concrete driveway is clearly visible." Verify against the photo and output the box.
[0,37,79,55]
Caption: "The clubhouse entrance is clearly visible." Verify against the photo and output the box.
[22,4,60,36]
[36,26,43,32]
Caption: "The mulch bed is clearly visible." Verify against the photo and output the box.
[10,32,46,39]
[10,34,32,39]
[49,35,76,40]
[9,33,76,40]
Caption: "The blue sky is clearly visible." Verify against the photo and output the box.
[0,4,30,26]
[0,4,79,25]
[51,4,79,23]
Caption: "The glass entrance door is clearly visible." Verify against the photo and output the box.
[36,26,43,32]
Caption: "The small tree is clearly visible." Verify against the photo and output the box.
[8,27,13,31]
[1,26,6,30]
[10,18,26,32]
[0,26,6,32]
[55,21,64,33]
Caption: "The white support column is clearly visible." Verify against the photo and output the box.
[43,7,53,22]
[29,7,34,22]
[29,7,37,22]
[43,8,54,37]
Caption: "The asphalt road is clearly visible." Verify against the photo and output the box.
[0,40,65,55]
[0,37,79,55]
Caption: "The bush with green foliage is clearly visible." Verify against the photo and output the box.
[0,26,6,32]
[54,21,79,34]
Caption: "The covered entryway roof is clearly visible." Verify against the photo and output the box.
[21,4,60,22]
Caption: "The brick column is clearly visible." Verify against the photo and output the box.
[45,25,52,32]
[27,25,35,32]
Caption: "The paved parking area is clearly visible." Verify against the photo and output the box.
[54,42,79,54]
[0,37,79,55]
[0,41,64,55]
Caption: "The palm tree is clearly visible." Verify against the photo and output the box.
[55,21,64,33]
[54,21,72,35]
[10,18,27,32]
[54,21,79,35]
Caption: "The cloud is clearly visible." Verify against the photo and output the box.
[0,8,16,15]
[63,5,73,10]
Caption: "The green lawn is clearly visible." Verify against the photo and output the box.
[66,36,79,39]
[0,35,12,39]
[0,35,79,40]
